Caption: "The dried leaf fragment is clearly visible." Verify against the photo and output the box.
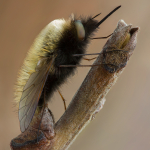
[10,107,55,150]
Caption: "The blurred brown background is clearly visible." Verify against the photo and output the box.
[0,0,149,150]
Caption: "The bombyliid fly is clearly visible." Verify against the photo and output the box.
[15,6,121,132]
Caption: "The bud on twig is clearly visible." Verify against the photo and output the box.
[102,20,138,72]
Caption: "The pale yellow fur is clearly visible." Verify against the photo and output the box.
[14,19,70,108]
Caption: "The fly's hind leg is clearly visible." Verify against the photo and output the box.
[58,90,67,110]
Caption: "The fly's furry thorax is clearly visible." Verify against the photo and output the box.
[14,15,99,107]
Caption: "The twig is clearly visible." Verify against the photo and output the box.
[10,20,139,150]
[49,20,139,150]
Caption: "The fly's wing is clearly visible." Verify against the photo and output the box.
[19,57,55,133]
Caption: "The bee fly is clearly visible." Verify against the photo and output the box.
[15,6,121,132]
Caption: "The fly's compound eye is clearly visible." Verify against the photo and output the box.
[75,20,85,41]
